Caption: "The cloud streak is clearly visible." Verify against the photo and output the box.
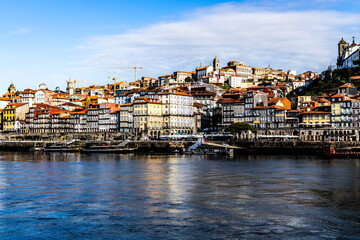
[8,27,32,35]
[74,3,360,79]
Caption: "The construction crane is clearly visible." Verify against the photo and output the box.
[108,77,127,96]
[117,66,143,82]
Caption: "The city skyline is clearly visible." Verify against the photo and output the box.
[1,0,360,91]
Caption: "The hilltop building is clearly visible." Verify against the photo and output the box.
[8,83,16,93]
[337,37,360,69]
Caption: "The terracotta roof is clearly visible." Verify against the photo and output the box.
[339,83,355,88]
[135,97,162,104]
[110,107,121,113]
[60,102,81,107]
[113,81,128,85]
[331,94,345,99]
[219,98,237,103]
[317,98,330,103]
[121,103,133,107]
[7,103,27,107]
[301,111,330,114]
[194,102,206,107]
[158,91,190,96]
[197,66,209,71]
[220,68,235,72]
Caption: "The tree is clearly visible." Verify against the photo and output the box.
[226,122,254,133]
[219,83,231,91]
[185,77,193,83]
[353,58,360,66]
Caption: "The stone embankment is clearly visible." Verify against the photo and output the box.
[0,138,358,155]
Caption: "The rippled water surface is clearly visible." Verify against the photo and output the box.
[0,152,360,239]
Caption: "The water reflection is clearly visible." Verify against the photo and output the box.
[0,152,359,239]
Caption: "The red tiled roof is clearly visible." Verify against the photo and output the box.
[331,94,344,99]
[339,83,355,88]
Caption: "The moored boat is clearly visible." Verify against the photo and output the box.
[44,145,82,152]
[81,145,134,153]
[323,142,360,158]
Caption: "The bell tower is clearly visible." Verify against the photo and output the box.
[213,56,219,71]
[66,80,74,95]
[7,82,16,93]
[338,38,347,59]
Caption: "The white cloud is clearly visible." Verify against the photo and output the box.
[8,27,32,35]
[74,3,360,79]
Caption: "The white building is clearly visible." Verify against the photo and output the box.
[114,92,140,105]
[207,73,225,85]
[173,71,192,84]
[337,37,360,69]
[34,90,46,104]
[158,91,196,135]
[0,97,11,109]
[292,81,306,90]
[229,76,244,88]
[196,66,214,80]
[20,88,35,107]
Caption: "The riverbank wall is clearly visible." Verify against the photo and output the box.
[0,139,358,155]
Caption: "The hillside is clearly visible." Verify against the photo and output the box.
[289,66,360,97]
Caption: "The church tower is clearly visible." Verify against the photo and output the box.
[213,56,219,71]
[66,80,74,95]
[7,83,16,93]
[350,36,357,47]
[338,38,347,59]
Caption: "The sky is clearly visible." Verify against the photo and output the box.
[0,0,360,92]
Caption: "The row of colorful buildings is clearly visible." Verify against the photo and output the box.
[0,78,359,140]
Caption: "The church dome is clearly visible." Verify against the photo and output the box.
[339,38,347,44]
[39,82,48,90]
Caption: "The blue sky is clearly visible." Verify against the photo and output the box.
[0,0,360,92]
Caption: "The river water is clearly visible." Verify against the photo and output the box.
[0,152,360,239]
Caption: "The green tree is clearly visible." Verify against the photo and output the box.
[226,122,254,133]
[353,58,360,66]
[185,77,193,83]
[219,83,231,91]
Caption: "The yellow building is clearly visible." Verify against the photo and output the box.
[331,94,346,127]
[2,105,15,132]
[82,96,99,108]
[301,111,331,127]
[2,103,29,132]
[297,95,312,109]
[133,97,162,139]
[0,108,3,130]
